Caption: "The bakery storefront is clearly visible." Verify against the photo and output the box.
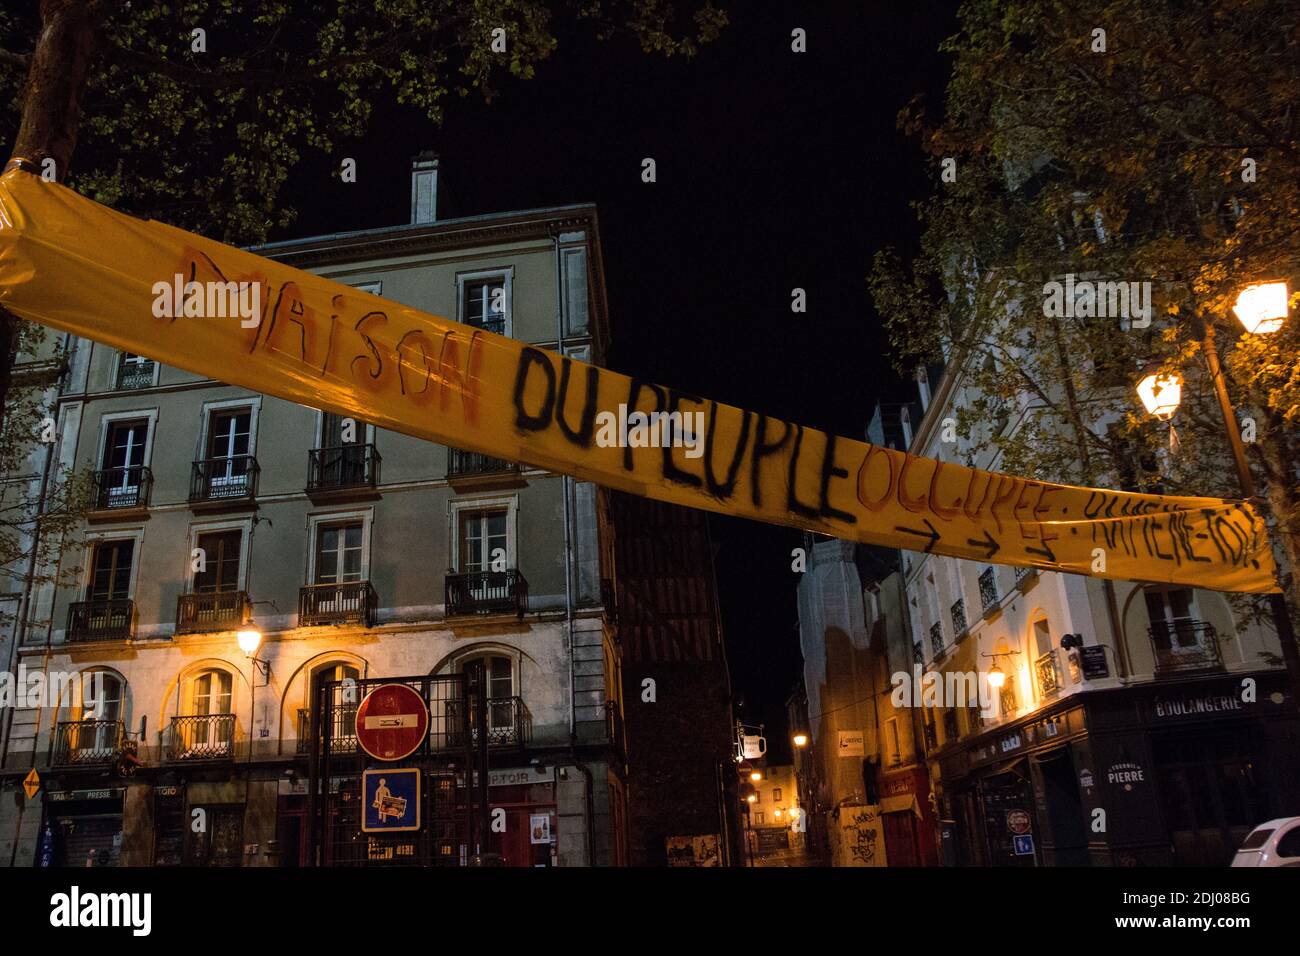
[935,669,1300,867]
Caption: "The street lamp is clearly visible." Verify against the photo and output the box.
[1136,372,1182,421]
[237,628,269,681]
[1135,281,1299,706]
[237,626,269,765]
[792,733,808,748]
[986,664,1006,689]
[1232,281,1289,335]
[750,771,763,782]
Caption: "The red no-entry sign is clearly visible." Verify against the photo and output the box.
[354,683,429,761]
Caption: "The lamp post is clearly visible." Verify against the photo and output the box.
[1136,282,1300,706]
[237,627,269,762]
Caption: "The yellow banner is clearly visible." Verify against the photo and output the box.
[0,169,1278,593]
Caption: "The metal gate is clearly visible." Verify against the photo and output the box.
[305,673,484,867]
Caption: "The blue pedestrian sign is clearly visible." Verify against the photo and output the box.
[362,768,421,833]
[1012,833,1035,856]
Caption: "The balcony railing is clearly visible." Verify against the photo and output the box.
[467,314,506,336]
[912,640,924,665]
[189,455,259,504]
[66,599,134,643]
[91,466,153,511]
[929,621,944,658]
[296,707,358,755]
[950,599,967,636]
[299,581,377,627]
[116,359,156,390]
[176,590,252,634]
[445,569,528,618]
[1036,649,1061,696]
[1015,564,1036,587]
[446,447,521,480]
[307,444,380,493]
[979,567,999,612]
[53,720,125,767]
[1149,619,1222,674]
[447,696,531,748]
[165,714,236,761]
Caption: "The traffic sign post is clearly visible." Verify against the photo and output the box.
[354,683,429,761]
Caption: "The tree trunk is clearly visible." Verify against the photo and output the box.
[1259,407,1300,626]
[1,0,100,438]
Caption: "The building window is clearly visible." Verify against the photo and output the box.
[458,269,512,337]
[461,653,520,743]
[116,353,157,390]
[773,788,782,802]
[754,813,764,825]
[69,672,125,756]
[315,522,364,584]
[885,718,902,765]
[459,509,508,572]
[192,670,233,716]
[194,530,242,592]
[88,540,134,601]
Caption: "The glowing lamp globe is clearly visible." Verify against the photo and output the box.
[1136,373,1182,421]
[987,665,1007,689]
[237,628,263,657]
[1232,282,1288,335]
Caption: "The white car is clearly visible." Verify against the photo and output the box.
[1230,817,1300,867]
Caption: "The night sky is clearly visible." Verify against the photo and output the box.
[284,2,959,764]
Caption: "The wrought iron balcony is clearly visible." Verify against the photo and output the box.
[299,581,377,627]
[979,567,1000,612]
[950,598,967,636]
[176,590,252,634]
[116,359,156,390]
[446,696,531,748]
[66,599,134,643]
[91,466,153,511]
[165,714,236,761]
[1036,649,1061,696]
[446,447,521,480]
[467,314,506,336]
[929,621,944,658]
[189,455,259,504]
[296,707,358,755]
[1148,619,1222,674]
[444,569,528,618]
[1015,564,1036,587]
[53,720,125,767]
[307,444,380,494]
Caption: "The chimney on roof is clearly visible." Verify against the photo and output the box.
[410,151,439,225]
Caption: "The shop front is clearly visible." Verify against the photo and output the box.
[934,669,1300,867]
[878,765,938,866]
[43,787,126,867]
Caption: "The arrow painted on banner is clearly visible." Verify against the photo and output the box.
[1026,537,1057,564]
[896,518,941,554]
[966,529,1000,560]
